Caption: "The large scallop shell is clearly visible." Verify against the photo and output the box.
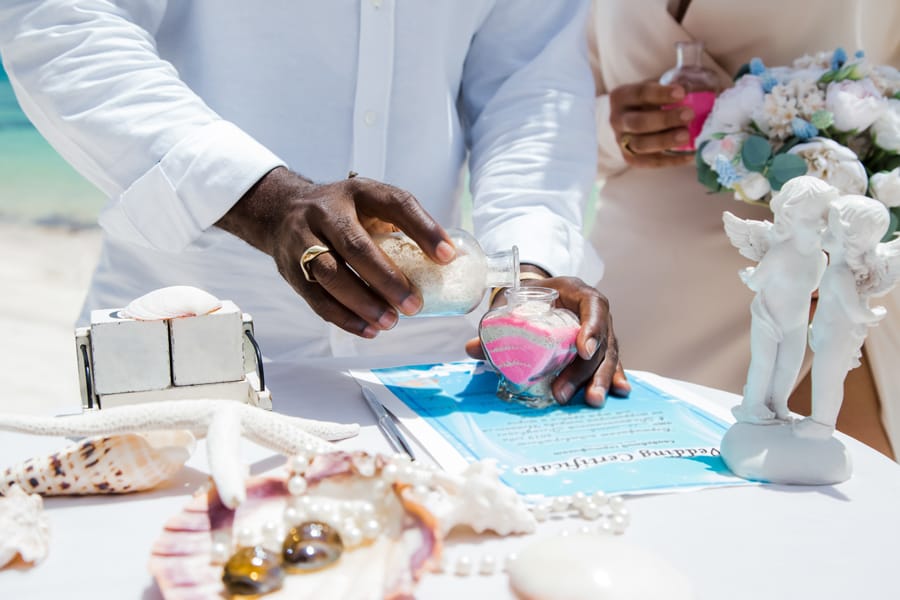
[1,431,195,496]
[121,286,222,321]
[0,485,50,568]
[149,451,441,600]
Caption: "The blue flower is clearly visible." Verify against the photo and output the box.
[761,73,778,93]
[855,49,865,59]
[714,155,741,187]
[791,118,818,140]
[831,47,847,71]
[749,58,766,76]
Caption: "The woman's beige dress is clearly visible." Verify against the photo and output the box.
[590,0,900,446]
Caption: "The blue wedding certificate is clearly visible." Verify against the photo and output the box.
[352,361,750,497]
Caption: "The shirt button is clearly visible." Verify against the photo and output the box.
[371,0,382,8]
[364,110,377,126]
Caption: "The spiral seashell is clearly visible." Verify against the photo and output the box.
[121,285,222,321]
[0,431,195,496]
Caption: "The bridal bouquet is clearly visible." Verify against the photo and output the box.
[696,48,900,239]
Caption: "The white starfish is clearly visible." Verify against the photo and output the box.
[0,400,359,508]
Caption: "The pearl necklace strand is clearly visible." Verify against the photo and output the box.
[437,490,630,577]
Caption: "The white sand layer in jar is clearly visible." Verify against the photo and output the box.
[377,235,487,315]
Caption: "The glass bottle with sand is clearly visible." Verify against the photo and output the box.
[374,228,518,316]
[478,287,580,408]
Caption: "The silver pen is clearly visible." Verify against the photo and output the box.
[361,387,416,460]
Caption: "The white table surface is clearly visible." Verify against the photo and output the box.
[2,353,899,600]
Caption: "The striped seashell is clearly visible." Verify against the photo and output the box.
[0,431,195,496]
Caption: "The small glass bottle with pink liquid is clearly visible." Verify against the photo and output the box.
[478,287,580,408]
[659,40,721,153]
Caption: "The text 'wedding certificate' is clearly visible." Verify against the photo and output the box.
[351,361,750,498]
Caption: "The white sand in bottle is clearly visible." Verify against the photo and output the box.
[377,234,488,315]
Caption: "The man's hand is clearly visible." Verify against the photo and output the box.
[609,82,696,168]
[216,167,456,338]
[466,276,631,407]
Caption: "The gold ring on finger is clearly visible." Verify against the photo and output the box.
[619,133,636,157]
[299,244,331,283]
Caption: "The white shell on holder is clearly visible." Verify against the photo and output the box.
[0,485,50,568]
[0,431,196,496]
[121,286,222,321]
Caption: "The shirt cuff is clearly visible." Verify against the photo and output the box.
[477,210,602,283]
[98,120,285,252]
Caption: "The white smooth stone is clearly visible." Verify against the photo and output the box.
[508,535,693,600]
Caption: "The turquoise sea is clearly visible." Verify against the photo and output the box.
[0,59,105,227]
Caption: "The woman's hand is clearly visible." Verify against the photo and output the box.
[466,277,631,407]
[217,167,456,338]
[609,82,696,168]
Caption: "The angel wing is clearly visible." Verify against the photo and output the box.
[722,211,774,262]
[859,236,900,298]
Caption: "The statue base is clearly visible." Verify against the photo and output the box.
[721,421,852,485]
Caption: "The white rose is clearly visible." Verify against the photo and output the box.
[870,168,900,207]
[733,172,771,201]
[788,137,868,195]
[826,79,886,132]
[697,76,764,142]
[871,99,900,152]
[699,132,747,167]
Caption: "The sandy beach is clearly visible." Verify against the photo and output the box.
[1,222,102,416]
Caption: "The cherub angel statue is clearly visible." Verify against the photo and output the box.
[723,176,837,424]
[794,195,900,440]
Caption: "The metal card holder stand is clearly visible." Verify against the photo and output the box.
[75,306,271,411]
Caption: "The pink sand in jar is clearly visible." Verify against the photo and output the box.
[480,312,580,386]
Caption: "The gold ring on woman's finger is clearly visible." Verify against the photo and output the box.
[619,134,636,157]
[299,244,331,283]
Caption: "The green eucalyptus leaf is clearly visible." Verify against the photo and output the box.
[818,70,836,84]
[767,154,808,190]
[696,141,723,193]
[881,155,900,172]
[741,135,772,173]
